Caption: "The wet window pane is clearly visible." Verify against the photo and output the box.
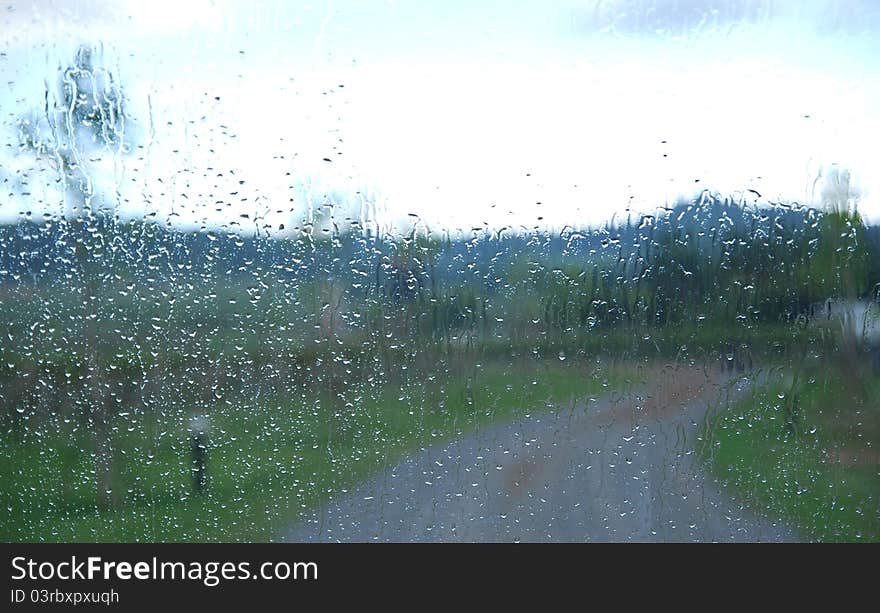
[1,1,878,542]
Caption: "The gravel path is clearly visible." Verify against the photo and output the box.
[285,365,800,542]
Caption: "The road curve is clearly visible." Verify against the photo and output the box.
[285,365,800,542]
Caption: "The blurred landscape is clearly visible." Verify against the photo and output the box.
[1,189,878,541]
[2,10,880,542]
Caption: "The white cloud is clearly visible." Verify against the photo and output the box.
[1,0,878,230]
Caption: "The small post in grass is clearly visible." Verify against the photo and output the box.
[188,414,211,494]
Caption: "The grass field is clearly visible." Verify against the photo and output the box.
[0,357,629,542]
[702,365,880,542]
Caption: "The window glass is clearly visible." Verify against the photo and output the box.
[1,0,878,542]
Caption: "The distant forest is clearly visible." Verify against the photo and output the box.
[2,195,878,330]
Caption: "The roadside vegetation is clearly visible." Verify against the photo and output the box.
[1,358,628,541]
[702,360,879,542]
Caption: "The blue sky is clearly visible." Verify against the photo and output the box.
[1,0,879,234]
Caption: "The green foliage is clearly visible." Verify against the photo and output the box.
[703,367,880,542]
[810,210,871,300]
[17,45,137,218]
[0,359,625,541]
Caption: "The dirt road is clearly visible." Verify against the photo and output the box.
[286,365,800,542]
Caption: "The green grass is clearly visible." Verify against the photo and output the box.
[702,369,880,542]
[0,357,627,542]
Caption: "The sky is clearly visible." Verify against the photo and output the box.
[1,0,879,235]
